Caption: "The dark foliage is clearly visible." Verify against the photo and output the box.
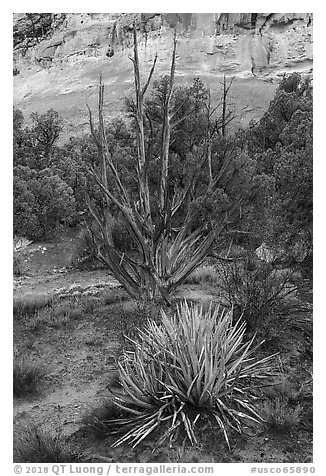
[13,73,312,278]
[245,73,313,260]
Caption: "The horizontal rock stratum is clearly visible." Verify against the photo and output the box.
[13,13,313,139]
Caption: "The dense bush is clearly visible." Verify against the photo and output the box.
[216,253,297,334]
[13,173,40,239]
[13,108,63,169]
[246,73,313,260]
[13,109,78,240]
[105,301,276,449]
[14,166,76,240]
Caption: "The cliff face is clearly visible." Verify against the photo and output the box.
[13,13,313,138]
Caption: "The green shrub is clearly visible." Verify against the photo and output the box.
[14,167,76,240]
[106,300,277,449]
[14,424,79,463]
[261,397,302,433]
[13,359,45,398]
[216,254,296,333]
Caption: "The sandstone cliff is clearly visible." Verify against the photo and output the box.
[13,13,313,139]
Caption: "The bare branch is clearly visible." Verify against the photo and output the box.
[171,107,197,129]
[142,53,158,97]
[86,103,102,152]
[159,28,177,212]
[130,23,153,227]
[89,164,130,217]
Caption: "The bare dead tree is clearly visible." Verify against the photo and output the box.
[203,89,224,186]
[85,25,235,304]
[188,77,235,187]
[221,75,235,137]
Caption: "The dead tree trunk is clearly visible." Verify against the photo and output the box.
[221,75,235,137]
[85,25,230,303]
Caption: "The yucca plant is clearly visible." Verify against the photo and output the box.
[106,301,277,449]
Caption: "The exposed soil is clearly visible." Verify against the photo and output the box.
[13,233,313,463]
[14,231,120,298]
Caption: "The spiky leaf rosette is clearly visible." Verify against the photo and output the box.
[107,301,277,448]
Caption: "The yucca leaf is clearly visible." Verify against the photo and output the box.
[181,410,197,445]
[111,400,144,416]
[130,421,160,448]
[212,413,230,449]
[186,374,199,398]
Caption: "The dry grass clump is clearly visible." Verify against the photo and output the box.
[13,252,24,276]
[261,397,302,433]
[14,424,79,463]
[13,358,45,398]
[184,265,217,285]
[22,299,83,331]
[14,293,53,319]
